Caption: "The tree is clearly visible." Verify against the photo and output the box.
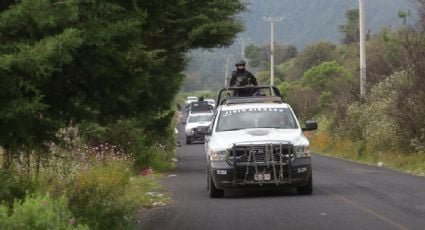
[283,84,320,120]
[0,0,82,168]
[245,44,262,68]
[0,0,246,169]
[398,10,410,26]
[245,43,297,69]
[302,61,349,92]
[288,42,337,80]
[339,9,359,44]
[301,61,357,125]
[274,45,298,65]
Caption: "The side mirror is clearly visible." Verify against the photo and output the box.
[302,121,318,132]
[181,120,187,125]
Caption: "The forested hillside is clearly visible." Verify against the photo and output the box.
[242,1,425,175]
[184,0,418,91]
[242,0,417,47]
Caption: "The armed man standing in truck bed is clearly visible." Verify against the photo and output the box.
[229,60,258,96]
[230,60,258,87]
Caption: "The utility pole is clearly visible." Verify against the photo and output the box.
[359,0,367,97]
[263,17,283,86]
[237,37,250,67]
[224,55,233,87]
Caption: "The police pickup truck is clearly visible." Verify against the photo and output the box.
[185,112,213,144]
[185,101,214,144]
[205,86,317,198]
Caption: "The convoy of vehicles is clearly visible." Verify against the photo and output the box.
[183,86,317,198]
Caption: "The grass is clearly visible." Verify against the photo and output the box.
[0,144,172,229]
[308,132,425,176]
[131,174,171,209]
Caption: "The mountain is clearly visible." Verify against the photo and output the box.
[183,0,419,92]
[240,0,418,48]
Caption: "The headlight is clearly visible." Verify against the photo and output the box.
[209,149,228,161]
[294,146,310,157]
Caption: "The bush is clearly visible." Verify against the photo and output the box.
[10,144,166,230]
[0,194,88,230]
[79,117,176,171]
[68,161,138,230]
[0,169,35,207]
[278,82,320,121]
[338,72,423,152]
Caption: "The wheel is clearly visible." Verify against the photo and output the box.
[207,169,224,198]
[297,173,313,195]
[186,137,191,145]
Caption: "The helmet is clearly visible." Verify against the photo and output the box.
[235,60,246,66]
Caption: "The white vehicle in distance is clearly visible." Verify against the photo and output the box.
[205,99,216,109]
[185,96,198,109]
[185,112,213,144]
[188,101,214,116]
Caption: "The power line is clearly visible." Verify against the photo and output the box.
[283,0,335,44]
[283,0,326,21]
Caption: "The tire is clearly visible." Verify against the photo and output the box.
[207,169,224,198]
[186,137,191,145]
[297,173,313,195]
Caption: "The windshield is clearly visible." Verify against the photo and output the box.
[188,115,213,123]
[216,108,298,131]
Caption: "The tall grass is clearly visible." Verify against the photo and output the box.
[0,142,171,229]
[310,132,425,176]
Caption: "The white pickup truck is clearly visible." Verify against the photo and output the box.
[205,86,317,197]
[185,96,198,109]
[185,112,213,144]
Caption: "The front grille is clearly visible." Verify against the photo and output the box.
[228,144,294,164]
[227,143,295,185]
[194,126,208,132]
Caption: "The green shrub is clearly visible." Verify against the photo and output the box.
[0,194,88,230]
[68,161,137,230]
[79,118,176,171]
[0,169,35,207]
[339,73,405,151]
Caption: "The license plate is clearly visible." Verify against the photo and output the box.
[254,173,271,181]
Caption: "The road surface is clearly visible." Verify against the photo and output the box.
[138,121,425,230]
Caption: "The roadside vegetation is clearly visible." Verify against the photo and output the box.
[245,3,425,175]
[0,0,245,229]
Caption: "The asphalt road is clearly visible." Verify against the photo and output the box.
[138,120,425,230]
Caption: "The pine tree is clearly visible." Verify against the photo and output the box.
[0,0,246,169]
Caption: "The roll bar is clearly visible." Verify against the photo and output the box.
[216,85,282,106]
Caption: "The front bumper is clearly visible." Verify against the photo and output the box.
[186,127,208,141]
[187,133,206,141]
[210,158,311,189]
[209,142,311,190]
